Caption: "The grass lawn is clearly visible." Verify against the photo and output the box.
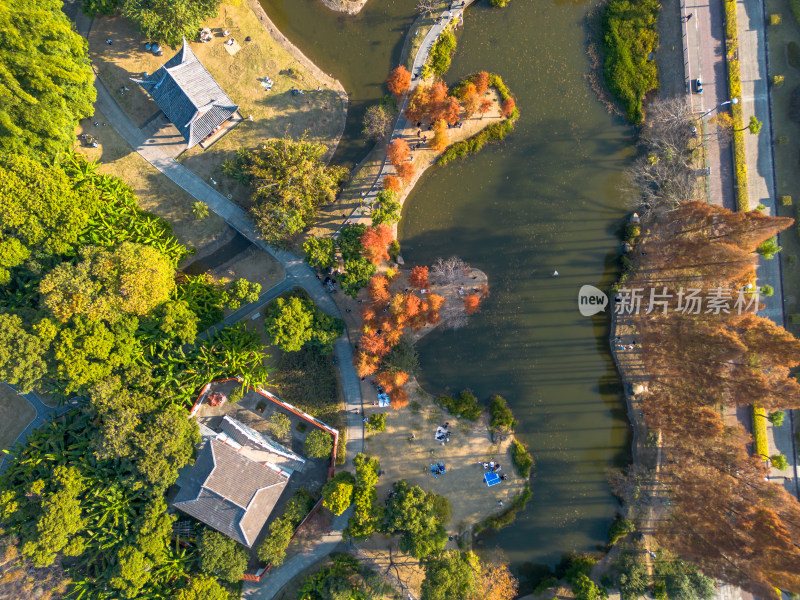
[0,384,35,457]
[76,108,227,253]
[763,1,800,331]
[88,1,345,208]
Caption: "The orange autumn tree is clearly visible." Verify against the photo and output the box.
[386,65,411,97]
[405,84,431,123]
[464,294,482,314]
[361,225,394,265]
[389,387,409,409]
[501,97,516,118]
[409,266,429,288]
[428,81,449,121]
[395,162,416,185]
[387,139,410,168]
[367,274,391,304]
[474,71,490,95]
[383,175,402,192]
[429,120,448,152]
[442,96,461,125]
[479,98,493,119]
[461,83,481,118]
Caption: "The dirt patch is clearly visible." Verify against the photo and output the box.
[0,385,35,457]
[207,246,286,293]
[319,0,369,15]
[88,2,345,209]
[75,108,228,252]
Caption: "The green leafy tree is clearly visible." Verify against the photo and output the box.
[322,471,356,515]
[0,154,97,283]
[40,243,175,322]
[346,453,383,539]
[192,201,210,220]
[421,550,481,600]
[0,313,49,392]
[771,454,789,470]
[385,480,449,558]
[225,278,261,309]
[20,465,86,567]
[613,552,649,600]
[748,115,763,135]
[372,190,402,226]
[265,295,343,353]
[305,428,333,458]
[381,337,419,375]
[109,545,153,599]
[153,299,199,345]
[268,413,292,443]
[366,413,387,432]
[363,104,394,141]
[0,3,95,158]
[175,575,229,600]
[132,404,200,489]
[303,236,336,270]
[257,518,295,567]
[572,574,606,600]
[768,410,785,426]
[122,0,221,45]
[654,557,714,600]
[488,395,516,432]
[757,236,782,259]
[198,529,248,583]
[340,258,377,298]
[230,138,349,244]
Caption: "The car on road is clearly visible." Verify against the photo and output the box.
[694,78,703,93]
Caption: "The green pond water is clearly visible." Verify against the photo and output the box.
[260,0,634,582]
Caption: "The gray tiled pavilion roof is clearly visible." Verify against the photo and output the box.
[173,438,288,547]
[132,40,238,148]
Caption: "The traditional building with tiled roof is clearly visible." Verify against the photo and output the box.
[132,40,239,149]
[173,437,288,547]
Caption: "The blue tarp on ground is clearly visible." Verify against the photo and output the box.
[484,471,500,487]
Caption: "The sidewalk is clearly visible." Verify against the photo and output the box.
[735,0,798,497]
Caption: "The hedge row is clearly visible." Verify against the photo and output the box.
[723,0,749,210]
[473,482,531,534]
[438,73,519,166]
[752,405,768,458]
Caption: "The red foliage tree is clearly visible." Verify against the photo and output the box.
[385,328,403,346]
[461,83,481,118]
[392,372,409,388]
[464,294,482,314]
[387,139,410,168]
[501,97,516,118]
[390,387,409,409]
[395,162,416,184]
[442,96,461,125]
[403,293,423,317]
[409,266,429,289]
[428,293,445,311]
[367,274,391,304]
[360,332,390,357]
[404,84,430,123]
[355,351,379,377]
[376,370,396,393]
[361,225,394,265]
[360,305,377,322]
[426,310,441,325]
[383,175,402,192]
[474,71,490,95]
[386,65,411,97]
[429,119,448,153]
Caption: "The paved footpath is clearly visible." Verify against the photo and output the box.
[736,0,798,498]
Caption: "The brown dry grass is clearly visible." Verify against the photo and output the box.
[88,1,344,208]
[0,384,35,455]
[76,108,227,252]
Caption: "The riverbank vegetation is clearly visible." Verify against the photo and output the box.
[422,23,457,78]
[614,200,800,598]
[601,0,660,123]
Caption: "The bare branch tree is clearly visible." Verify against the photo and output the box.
[417,0,438,14]
[431,256,468,284]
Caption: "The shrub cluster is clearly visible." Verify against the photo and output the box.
[752,405,769,459]
[346,454,384,539]
[423,27,457,78]
[339,224,377,297]
[436,390,482,420]
[510,438,534,477]
[601,0,660,123]
[489,395,516,432]
[473,483,531,533]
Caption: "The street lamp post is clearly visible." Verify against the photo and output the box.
[695,97,738,120]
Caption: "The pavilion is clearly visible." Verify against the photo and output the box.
[132,40,240,149]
